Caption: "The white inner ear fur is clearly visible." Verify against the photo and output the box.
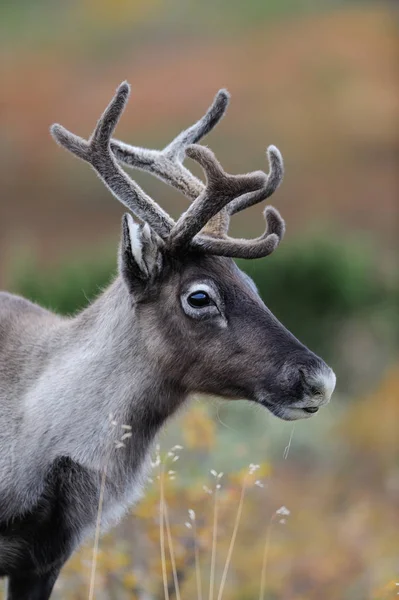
[141,222,152,242]
[126,214,147,275]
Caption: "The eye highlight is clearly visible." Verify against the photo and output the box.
[187,291,212,308]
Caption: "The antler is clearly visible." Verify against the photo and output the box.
[111,89,230,201]
[110,89,285,258]
[51,82,175,239]
[227,145,284,215]
[183,145,285,259]
[191,206,285,259]
[159,143,284,257]
[167,145,267,249]
[51,82,286,260]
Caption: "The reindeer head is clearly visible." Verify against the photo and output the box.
[51,83,335,421]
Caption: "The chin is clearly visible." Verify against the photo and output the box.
[265,403,318,421]
[256,395,323,421]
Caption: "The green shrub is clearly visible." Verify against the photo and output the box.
[9,249,117,316]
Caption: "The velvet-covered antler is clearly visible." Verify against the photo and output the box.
[109,87,285,257]
[168,145,267,249]
[51,82,175,239]
[111,89,230,201]
[184,145,285,258]
[52,82,285,260]
[169,144,284,257]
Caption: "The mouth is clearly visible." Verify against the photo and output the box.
[258,398,322,421]
[254,369,336,421]
[254,366,336,421]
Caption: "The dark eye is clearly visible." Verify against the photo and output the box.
[187,291,212,308]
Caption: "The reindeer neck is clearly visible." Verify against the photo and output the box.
[24,276,186,476]
[69,275,185,452]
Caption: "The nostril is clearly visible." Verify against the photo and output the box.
[303,406,319,414]
[296,361,335,405]
[309,385,323,397]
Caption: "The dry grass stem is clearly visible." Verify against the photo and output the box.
[258,515,276,600]
[209,482,220,600]
[159,465,170,600]
[164,499,181,600]
[216,475,248,600]
[193,518,202,600]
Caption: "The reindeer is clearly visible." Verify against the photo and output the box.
[0,82,335,599]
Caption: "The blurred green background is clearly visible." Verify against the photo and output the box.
[0,1,398,599]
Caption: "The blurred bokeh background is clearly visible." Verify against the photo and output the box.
[0,1,398,599]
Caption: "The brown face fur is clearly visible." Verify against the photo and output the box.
[125,250,335,421]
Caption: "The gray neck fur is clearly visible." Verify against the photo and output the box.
[0,277,185,524]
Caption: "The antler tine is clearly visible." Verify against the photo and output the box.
[91,82,129,148]
[191,206,285,259]
[227,145,284,215]
[110,89,230,201]
[51,82,175,239]
[163,89,230,161]
[168,144,267,250]
[51,82,129,162]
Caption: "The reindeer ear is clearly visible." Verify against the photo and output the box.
[119,213,163,287]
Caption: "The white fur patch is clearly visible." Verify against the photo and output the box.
[125,214,146,274]
[141,222,152,243]
[320,367,336,402]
